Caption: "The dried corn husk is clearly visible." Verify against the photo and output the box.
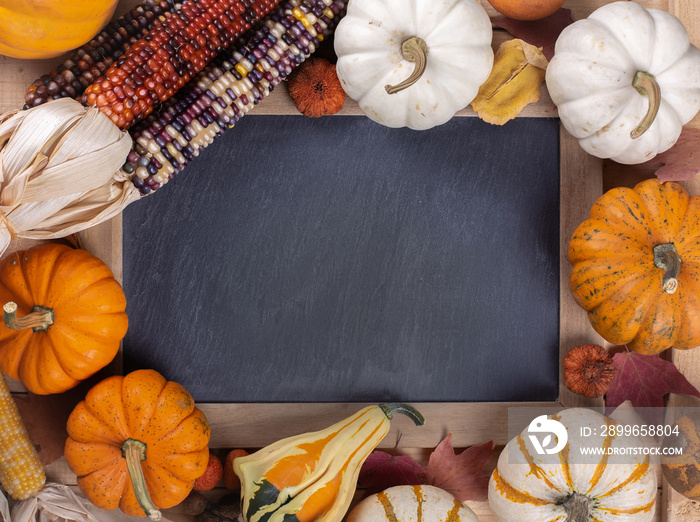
[3,483,176,522]
[0,98,139,255]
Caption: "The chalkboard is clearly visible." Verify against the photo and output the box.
[123,115,560,403]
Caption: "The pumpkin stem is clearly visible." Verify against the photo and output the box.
[562,492,594,521]
[631,71,661,139]
[385,36,428,95]
[3,302,54,332]
[654,243,681,294]
[121,439,162,521]
[379,403,425,426]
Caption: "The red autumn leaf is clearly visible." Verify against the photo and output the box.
[492,8,575,61]
[14,387,84,465]
[421,434,494,502]
[643,127,700,182]
[358,450,423,495]
[605,351,700,426]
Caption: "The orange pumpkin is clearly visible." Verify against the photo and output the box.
[64,369,211,519]
[488,0,566,21]
[0,243,128,394]
[0,0,119,59]
[569,179,700,355]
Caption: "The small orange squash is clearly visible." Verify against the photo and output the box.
[0,243,128,394]
[568,179,700,355]
[488,0,566,21]
[64,369,211,519]
[0,0,119,59]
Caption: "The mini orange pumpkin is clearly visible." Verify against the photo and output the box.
[569,179,700,355]
[0,0,119,59]
[64,369,211,519]
[488,0,566,21]
[0,243,128,394]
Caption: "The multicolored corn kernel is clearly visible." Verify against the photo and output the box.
[123,0,346,195]
[82,0,283,130]
[24,0,178,109]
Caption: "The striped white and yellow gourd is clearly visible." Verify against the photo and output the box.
[488,408,656,521]
[233,404,424,522]
[346,485,478,522]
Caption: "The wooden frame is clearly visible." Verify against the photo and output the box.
[2,1,699,519]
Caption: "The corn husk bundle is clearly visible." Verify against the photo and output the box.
[0,99,137,255]
[1,483,97,522]
[0,0,345,256]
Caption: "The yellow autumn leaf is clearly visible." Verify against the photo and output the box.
[471,39,547,125]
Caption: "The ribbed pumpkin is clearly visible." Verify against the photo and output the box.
[64,369,211,519]
[0,0,119,59]
[0,243,128,394]
[346,485,478,521]
[489,408,657,521]
[233,403,424,522]
[568,178,700,355]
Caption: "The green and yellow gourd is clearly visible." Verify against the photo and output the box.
[233,403,424,522]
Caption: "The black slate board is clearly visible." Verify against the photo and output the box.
[123,115,560,403]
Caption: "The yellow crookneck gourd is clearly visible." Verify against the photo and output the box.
[233,403,424,522]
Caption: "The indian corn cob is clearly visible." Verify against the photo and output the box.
[123,0,347,195]
[24,0,179,109]
[0,374,45,500]
[82,0,283,130]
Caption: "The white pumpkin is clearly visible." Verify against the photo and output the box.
[346,485,478,521]
[334,0,493,130]
[489,408,657,521]
[545,1,700,164]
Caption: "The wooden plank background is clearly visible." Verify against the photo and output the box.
[0,0,698,520]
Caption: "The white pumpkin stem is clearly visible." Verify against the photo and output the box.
[385,36,428,95]
[3,302,54,332]
[654,243,681,294]
[631,71,661,139]
[562,492,594,521]
[122,439,162,521]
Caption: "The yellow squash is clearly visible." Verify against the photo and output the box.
[233,403,424,522]
[0,0,119,59]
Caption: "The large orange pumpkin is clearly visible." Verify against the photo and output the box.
[0,0,119,59]
[0,243,128,394]
[64,369,211,519]
[569,179,700,355]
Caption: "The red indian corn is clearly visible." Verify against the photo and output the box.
[124,0,347,194]
[0,374,45,500]
[82,0,282,130]
[24,0,179,109]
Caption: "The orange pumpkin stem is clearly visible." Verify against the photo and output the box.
[562,492,593,521]
[3,302,54,332]
[121,439,162,521]
[631,71,661,139]
[654,243,681,294]
[385,36,428,95]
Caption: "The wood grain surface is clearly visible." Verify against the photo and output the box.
[0,0,698,520]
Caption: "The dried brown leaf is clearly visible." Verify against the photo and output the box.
[421,434,494,502]
[471,39,546,125]
[644,127,700,182]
